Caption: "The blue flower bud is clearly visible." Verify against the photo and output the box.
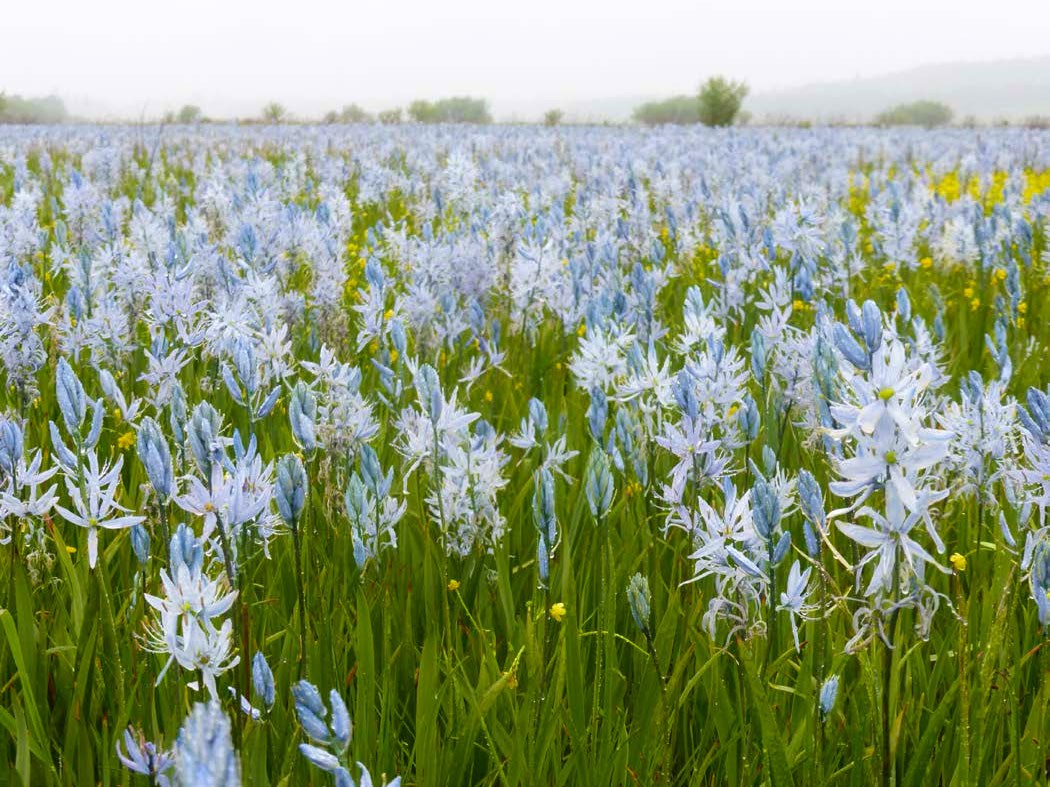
[137,416,174,501]
[389,319,407,356]
[861,300,882,353]
[0,417,24,475]
[292,680,330,743]
[588,387,607,442]
[328,690,351,752]
[85,400,104,449]
[170,524,203,574]
[169,383,187,444]
[626,573,652,634]
[49,421,77,469]
[289,382,317,451]
[832,323,870,371]
[55,357,87,435]
[528,398,548,435]
[188,402,223,476]
[174,701,240,785]
[751,329,767,384]
[257,386,280,419]
[252,652,275,709]
[276,454,308,525]
[585,449,614,520]
[752,478,780,540]
[797,470,826,531]
[820,675,839,720]
[130,524,150,566]
[671,370,699,421]
[532,468,557,545]
[896,287,911,323]
[773,531,792,565]
[537,534,550,584]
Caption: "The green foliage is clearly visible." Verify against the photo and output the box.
[543,109,564,127]
[261,102,288,123]
[0,93,68,124]
[875,100,954,127]
[697,76,749,127]
[176,104,203,124]
[407,97,492,124]
[632,95,701,125]
[377,107,403,124]
[343,104,372,123]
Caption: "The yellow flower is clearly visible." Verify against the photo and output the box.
[970,297,981,311]
[117,431,136,450]
[1019,302,1028,314]
[993,268,1006,282]
[963,286,975,299]
[549,602,566,622]
[384,308,394,320]
[65,545,77,554]
[576,323,586,337]
[484,390,493,403]
[447,579,461,591]
[949,553,967,572]
[920,256,933,269]
[389,349,400,363]
[112,408,122,422]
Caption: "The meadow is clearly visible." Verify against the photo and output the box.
[0,123,1049,785]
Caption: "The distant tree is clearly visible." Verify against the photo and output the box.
[543,109,564,127]
[177,104,202,124]
[875,100,953,128]
[378,108,403,124]
[408,97,491,124]
[338,104,372,123]
[697,76,749,127]
[408,100,436,123]
[0,93,68,124]
[437,97,491,123]
[261,102,288,123]
[323,110,339,124]
[632,95,701,125]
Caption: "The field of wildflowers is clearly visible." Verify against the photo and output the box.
[1,124,1050,785]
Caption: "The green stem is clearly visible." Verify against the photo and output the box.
[290,514,308,675]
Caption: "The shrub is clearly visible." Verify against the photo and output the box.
[875,100,953,128]
[697,76,749,127]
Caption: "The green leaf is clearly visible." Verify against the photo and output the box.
[740,641,794,787]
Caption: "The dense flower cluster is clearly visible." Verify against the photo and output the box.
[2,123,1050,783]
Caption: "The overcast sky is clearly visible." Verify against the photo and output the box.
[3,0,1049,119]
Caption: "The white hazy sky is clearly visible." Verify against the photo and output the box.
[3,0,1049,119]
